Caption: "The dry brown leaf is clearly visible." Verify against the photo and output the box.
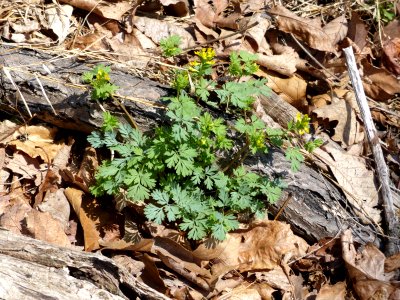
[194,0,215,28]
[269,5,347,52]
[112,254,145,277]
[76,147,98,192]
[9,125,64,163]
[314,144,381,224]
[153,237,211,291]
[134,16,195,48]
[24,210,71,247]
[256,52,299,77]
[194,221,308,277]
[160,0,189,17]
[381,19,400,41]
[133,28,157,49]
[0,199,31,235]
[194,0,241,30]
[66,187,122,251]
[222,286,262,300]
[106,32,151,68]
[99,237,154,252]
[6,152,44,186]
[347,12,368,52]
[244,13,271,53]
[341,230,400,299]
[361,58,400,101]
[0,120,18,143]
[45,4,73,44]
[382,38,400,75]
[60,0,132,20]
[38,189,70,231]
[65,187,101,251]
[385,253,400,273]
[256,69,307,109]
[316,281,346,300]
[140,253,168,293]
[253,267,292,292]
[312,97,363,147]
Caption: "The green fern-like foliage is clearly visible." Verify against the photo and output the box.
[88,92,283,240]
[87,47,321,241]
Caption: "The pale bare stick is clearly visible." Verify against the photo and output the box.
[343,46,400,256]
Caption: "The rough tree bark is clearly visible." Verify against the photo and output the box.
[0,46,381,245]
[0,228,169,300]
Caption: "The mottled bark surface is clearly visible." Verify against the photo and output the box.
[0,228,169,300]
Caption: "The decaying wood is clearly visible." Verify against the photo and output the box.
[344,47,400,256]
[0,228,170,300]
[0,46,382,247]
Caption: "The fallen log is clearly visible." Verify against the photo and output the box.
[0,45,381,247]
[0,228,169,300]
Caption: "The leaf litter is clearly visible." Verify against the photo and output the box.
[0,0,400,299]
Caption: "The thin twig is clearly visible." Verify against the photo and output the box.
[112,96,139,130]
[274,192,293,221]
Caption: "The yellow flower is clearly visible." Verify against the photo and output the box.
[96,70,110,81]
[295,112,303,122]
[195,48,216,63]
[189,60,200,66]
[256,137,264,148]
[295,113,310,135]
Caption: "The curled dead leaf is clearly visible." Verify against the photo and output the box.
[256,69,307,109]
[9,125,64,163]
[341,230,400,299]
[257,52,298,77]
[244,13,271,53]
[194,221,308,276]
[65,187,122,251]
[269,5,348,52]
[60,0,132,20]
[361,58,400,101]
[312,95,364,147]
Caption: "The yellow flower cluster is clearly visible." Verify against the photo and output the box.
[195,48,216,64]
[96,69,110,82]
[295,112,310,135]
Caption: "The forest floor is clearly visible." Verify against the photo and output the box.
[0,0,400,299]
